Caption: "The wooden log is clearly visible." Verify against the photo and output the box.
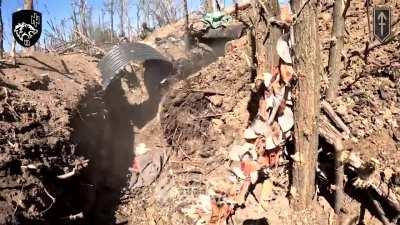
[260,0,282,72]
[291,0,320,209]
[326,0,345,100]
[319,115,345,220]
[319,115,344,150]
[319,117,399,223]
[367,191,391,225]
[371,184,400,214]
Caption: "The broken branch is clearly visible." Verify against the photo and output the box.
[321,100,350,136]
[57,167,76,179]
[41,186,56,214]
[348,30,400,59]
[319,115,344,151]
[293,0,311,24]
[327,0,346,100]
[367,190,391,225]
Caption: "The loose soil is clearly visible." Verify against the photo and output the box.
[0,1,399,225]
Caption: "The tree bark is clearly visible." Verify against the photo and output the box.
[72,6,79,41]
[24,0,34,54]
[119,0,124,37]
[79,0,88,36]
[326,0,345,100]
[252,0,282,86]
[24,0,33,10]
[263,0,281,72]
[203,0,214,13]
[110,0,114,40]
[11,39,16,65]
[291,0,320,209]
[183,0,190,50]
[0,0,3,59]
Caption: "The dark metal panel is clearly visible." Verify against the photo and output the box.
[98,42,171,88]
[202,24,244,39]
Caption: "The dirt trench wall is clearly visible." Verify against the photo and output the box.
[161,37,252,159]
[0,53,101,224]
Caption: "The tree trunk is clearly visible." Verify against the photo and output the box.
[11,39,16,65]
[79,0,87,36]
[0,0,3,59]
[326,0,345,100]
[24,0,34,54]
[72,7,79,41]
[127,16,132,42]
[252,0,281,86]
[291,0,320,209]
[119,0,124,37]
[263,0,281,72]
[212,0,218,11]
[110,0,114,40]
[24,0,33,10]
[101,9,105,30]
[183,0,190,50]
[203,0,214,13]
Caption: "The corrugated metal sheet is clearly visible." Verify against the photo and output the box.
[98,42,171,88]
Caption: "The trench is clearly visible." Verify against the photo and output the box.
[45,39,234,225]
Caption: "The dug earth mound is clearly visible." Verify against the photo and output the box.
[0,53,101,224]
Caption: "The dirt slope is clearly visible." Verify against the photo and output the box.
[1,1,399,224]
[116,2,400,225]
[319,0,400,202]
[0,53,100,224]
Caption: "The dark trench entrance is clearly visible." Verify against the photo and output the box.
[44,38,235,225]
[62,60,172,225]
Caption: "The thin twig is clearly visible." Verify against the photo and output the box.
[293,0,312,24]
[62,212,84,220]
[193,113,227,119]
[41,187,56,214]
[367,190,391,225]
[348,30,400,59]
[268,17,291,29]
[342,0,351,17]
[57,167,76,179]
[56,159,89,179]
[191,89,225,95]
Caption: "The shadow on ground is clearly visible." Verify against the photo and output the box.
[45,60,173,225]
